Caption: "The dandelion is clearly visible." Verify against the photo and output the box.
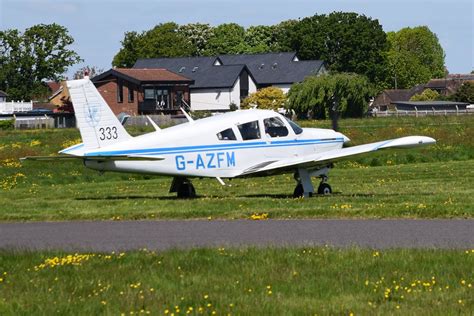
[250,212,268,220]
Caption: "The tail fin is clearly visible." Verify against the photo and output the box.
[67,78,132,149]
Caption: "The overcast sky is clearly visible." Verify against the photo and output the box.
[1,0,473,78]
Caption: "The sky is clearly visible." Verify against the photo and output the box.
[1,0,473,78]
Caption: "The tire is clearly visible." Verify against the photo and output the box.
[293,183,304,198]
[317,183,332,195]
[177,182,196,199]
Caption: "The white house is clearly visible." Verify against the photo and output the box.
[134,52,326,111]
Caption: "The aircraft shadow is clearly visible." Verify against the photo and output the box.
[75,191,434,201]
[75,195,179,201]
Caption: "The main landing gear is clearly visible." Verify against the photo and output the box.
[293,166,332,198]
[170,177,196,198]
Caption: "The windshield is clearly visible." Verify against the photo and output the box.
[284,117,303,135]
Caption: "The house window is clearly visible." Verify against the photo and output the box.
[175,91,183,107]
[144,89,155,99]
[128,86,134,103]
[117,81,123,103]
[238,121,261,140]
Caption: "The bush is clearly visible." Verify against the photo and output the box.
[0,119,14,130]
[241,87,287,110]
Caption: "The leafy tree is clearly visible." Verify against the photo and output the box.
[272,19,299,52]
[178,23,214,56]
[287,73,373,119]
[139,22,196,59]
[0,24,81,100]
[409,89,440,101]
[205,23,248,55]
[450,82,474,103]
[287,12,389,86]
[112,23,196,68]
[387,26,445,89]
[112,31,142,68]
[244,25,277,53]
[73,65,104,80]
[241,87,287,110]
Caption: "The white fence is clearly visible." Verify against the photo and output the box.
[374,107,474,117]
[0,101,33,114]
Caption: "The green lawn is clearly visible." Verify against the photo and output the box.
[0,248,472,315]
[0,115,473,221]
[0,160,473,221]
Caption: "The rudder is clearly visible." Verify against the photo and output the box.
[67,78,132,149]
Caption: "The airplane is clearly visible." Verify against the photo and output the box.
[22,78,436,198]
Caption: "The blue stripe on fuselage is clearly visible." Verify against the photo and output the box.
[84,138,344,157]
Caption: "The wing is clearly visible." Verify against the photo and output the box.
[21,155,165,162]
[238,136,436,176]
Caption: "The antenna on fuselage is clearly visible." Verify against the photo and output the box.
[146,115,161,131]
[180,107,195,124]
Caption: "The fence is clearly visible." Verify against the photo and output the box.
[0,101,33,114]
[374,106,473,117]
[14,116,55,129]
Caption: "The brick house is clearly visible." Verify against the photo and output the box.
[91,68,194,115]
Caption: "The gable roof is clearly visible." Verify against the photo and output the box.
[373,84,425,107]
[133,57,248,89]
[0,90,8,97]
[92,68,194,85]
[217,52,325,84]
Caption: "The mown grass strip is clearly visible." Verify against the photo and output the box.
[0,247,472,315]
[0,160,472,221]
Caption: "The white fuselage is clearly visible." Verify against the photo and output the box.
[78,110,348,178]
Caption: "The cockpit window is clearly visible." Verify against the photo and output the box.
[264,117,289,137]
[284,117,303,135]
[237,120,261,140]
[217,128,237,141]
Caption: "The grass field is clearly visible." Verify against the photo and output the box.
[1,116,473,315]
[0,115,473,221]
[0,248,473,315]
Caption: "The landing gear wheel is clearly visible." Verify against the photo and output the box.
[177,182,196,199]
[293,183,304,198]
[317,182,332,195]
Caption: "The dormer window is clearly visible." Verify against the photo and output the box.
[179,66,186,73]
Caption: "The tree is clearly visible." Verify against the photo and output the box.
[205,23,248,55]
[112,31,142,68]
[178,23,214,56]
[241,87,287,110]
[0,23,81,100]
[244,25,277,54]
[450,82,474,103]
[287,73,373,119]
[287,12,389,86]
[272,19,299,52]
[387,26,445,89]
[73,66,104,80]
[112,23,196,68]
[409,89,440,101]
